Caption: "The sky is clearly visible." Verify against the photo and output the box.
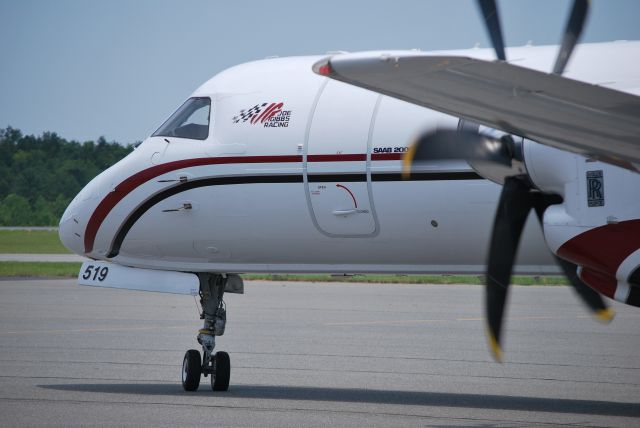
[1,0,639,145]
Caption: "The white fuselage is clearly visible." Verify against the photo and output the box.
[59,42,640,275]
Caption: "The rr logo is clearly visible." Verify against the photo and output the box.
[586,170,604,207]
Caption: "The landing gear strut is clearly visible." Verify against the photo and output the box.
[181,273,243,392]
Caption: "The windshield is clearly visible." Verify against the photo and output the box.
[152,97,211,140]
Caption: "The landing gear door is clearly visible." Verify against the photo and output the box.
[305,80,379,237]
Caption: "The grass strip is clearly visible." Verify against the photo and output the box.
[0,262,568,285]
[0,230,71,254]
[0,262,81,278]
[241,274,568,285]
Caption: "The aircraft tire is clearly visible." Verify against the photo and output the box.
[211,351,230,391]
[182,349,202,391]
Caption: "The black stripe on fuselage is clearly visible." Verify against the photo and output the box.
[107,174,303,258]
[308,174,367,182]
[106,170,483,258]
[373,171,483,181]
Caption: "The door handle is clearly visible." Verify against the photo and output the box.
[162,203,193,213]
[157,175,189,183]
[332,209,358,217]
[332,208,370,216]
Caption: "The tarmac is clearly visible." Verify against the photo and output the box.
[0,278,638,427]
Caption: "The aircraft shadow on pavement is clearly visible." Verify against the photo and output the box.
[40,383,639,417]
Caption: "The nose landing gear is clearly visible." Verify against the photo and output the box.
[181,348,231,391]
[181,273,242,392]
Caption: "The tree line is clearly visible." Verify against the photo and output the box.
[0,127,134,226]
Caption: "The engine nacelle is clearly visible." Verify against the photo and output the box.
[522,139,640,306]
[523,139,580,197]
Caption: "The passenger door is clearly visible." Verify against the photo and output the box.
[305,80,379,237]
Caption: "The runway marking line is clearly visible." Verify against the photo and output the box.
[0,325,190,335]
[325,314,625,326]
[324,319,448,326]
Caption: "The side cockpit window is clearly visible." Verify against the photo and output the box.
[152,97,211,140]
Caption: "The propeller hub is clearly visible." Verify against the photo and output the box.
[467,133,528,185]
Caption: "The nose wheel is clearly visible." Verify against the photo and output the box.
[181,349,231,391]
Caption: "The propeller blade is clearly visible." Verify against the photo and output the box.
[555,256,615,321]
[530,195,614,322]
[485,177,534,361]
[552,0,590,75]
[402,129,511,177]
[477,0,507,61]
[403,129,524,185]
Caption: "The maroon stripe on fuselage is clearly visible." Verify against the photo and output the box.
[307,154,366,162]
[306,153,404,162]
[372,153,403,161]
[307,153,403,162]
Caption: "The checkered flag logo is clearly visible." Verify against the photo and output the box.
[232,103,268,123]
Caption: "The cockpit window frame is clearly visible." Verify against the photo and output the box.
[152,97,211,141]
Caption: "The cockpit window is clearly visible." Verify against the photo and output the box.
[152,97,211,140]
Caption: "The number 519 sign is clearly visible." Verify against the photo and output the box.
[81,264,109,282]
[77,260,200,295]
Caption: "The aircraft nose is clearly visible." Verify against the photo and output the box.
[58,200,85,255]
[58,168,115,256]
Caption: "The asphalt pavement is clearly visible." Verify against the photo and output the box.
[0,279,638,427]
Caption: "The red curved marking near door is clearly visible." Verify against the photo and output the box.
[336,184,357,208]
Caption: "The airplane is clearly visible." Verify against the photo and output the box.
[58,0,640,392]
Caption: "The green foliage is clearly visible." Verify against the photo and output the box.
[0,127,133,226]
[241,274,568,285]
[0,194,32,225]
